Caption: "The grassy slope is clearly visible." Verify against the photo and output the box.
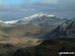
[0,24,55,56]
[0,23,56,45]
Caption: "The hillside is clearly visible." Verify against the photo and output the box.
[12,38,75,56]
[11,18,75,56]
[44,18,75,38]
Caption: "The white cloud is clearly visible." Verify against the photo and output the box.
[0,0,75,21]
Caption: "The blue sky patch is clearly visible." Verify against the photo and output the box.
[0,0,39,3]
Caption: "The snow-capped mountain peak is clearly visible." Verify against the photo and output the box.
[28,13,55,18]
[17,13,66,26]
[0,13,66,25]
[21,13,56,21]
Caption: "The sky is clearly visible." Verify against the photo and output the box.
[0,0,39,3]
[0,0,24,3]
[0,0,75,21]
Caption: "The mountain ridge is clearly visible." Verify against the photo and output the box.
[0,13,66,26]
[43,18,75,39]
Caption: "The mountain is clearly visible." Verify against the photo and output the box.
[0,13,67,28]
[43,18,75,38]
[16,13,66,26]
[0,13,66,26]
